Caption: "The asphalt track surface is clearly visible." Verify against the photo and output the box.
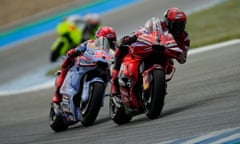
[0,0,239,144]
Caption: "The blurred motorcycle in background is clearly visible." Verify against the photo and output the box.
[50,14,102,63]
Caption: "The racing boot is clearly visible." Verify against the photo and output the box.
[111,70,122,105]
[52,57,74,104]
[52,87,62,104]
[52,71,66,104]
[111,70,120,95]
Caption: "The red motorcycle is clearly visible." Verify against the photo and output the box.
[110,30,184,124]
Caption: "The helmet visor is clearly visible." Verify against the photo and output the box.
[171,21,186,34]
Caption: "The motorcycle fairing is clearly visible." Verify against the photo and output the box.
[118,54,144,109]
[78,48,113,67]
[130,42,153,58]
[81,77,105,102]
[60,66,93,97]
[60,65,94,121]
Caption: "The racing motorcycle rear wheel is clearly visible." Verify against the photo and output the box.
[49,103,68,132]
[144,70,166,119]
[109,96,132,125]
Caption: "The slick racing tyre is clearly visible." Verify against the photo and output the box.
[144,70,166,119]
[109,96,132,125]
[81,82,105,126]
[49,103,68,132]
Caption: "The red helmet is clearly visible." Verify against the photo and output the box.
[164,7,187,35]
[96,26,117,50]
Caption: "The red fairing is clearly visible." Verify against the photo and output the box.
[118,30,180,109]
[129,33,156,58]
[118,52,143,108]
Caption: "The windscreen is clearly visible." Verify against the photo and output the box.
[95,37,111,52]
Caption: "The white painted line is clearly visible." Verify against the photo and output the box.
[182,131,228,144]
[189,39,240,55]
[0,80,54,96]
[158,127,240,144]
[211,133,240,144]
[0,39,240,96]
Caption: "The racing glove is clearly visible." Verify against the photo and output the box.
[121,34,137,45]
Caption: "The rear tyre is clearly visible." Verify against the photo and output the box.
[145,70,166,119]
[81,82,104,126]
[109,96,132,125]
[49,103,68,132]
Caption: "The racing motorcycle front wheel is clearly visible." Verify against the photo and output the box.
[81,82,105,127]
[144,69,166,119]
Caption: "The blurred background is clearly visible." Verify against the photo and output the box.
[0,0,81,26]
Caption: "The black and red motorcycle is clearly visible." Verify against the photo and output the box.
[110,30,184,124]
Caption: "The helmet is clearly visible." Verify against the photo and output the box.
[164,7,187,35]
[144,17,162,33]
[96,26,117,50]
[64,15,85,28]
[84,13,101,29]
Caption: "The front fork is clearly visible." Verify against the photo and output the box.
[61,77,105,122]
[142,61,176,91]
[142,63,175,98]
[142,64,164,91]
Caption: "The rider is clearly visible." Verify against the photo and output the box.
[111,7,190,96]
[50,13,102,62]
[52,26,117,104]
[82,13,102,42]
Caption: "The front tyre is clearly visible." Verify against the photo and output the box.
[81,82,105,126]
[145,70,166,119]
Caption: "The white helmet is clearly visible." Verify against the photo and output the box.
[144,17,162,33]
[64,15,84,28]
[84,13,101,26]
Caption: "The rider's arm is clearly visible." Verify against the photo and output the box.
[67,42,87,58]
[181,32,190,64]
[176,31,190,64]
[61,42,87,69]
[120,27,149,46]
[120,33,138,46]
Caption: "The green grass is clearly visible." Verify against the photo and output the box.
[187,0,240,48]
